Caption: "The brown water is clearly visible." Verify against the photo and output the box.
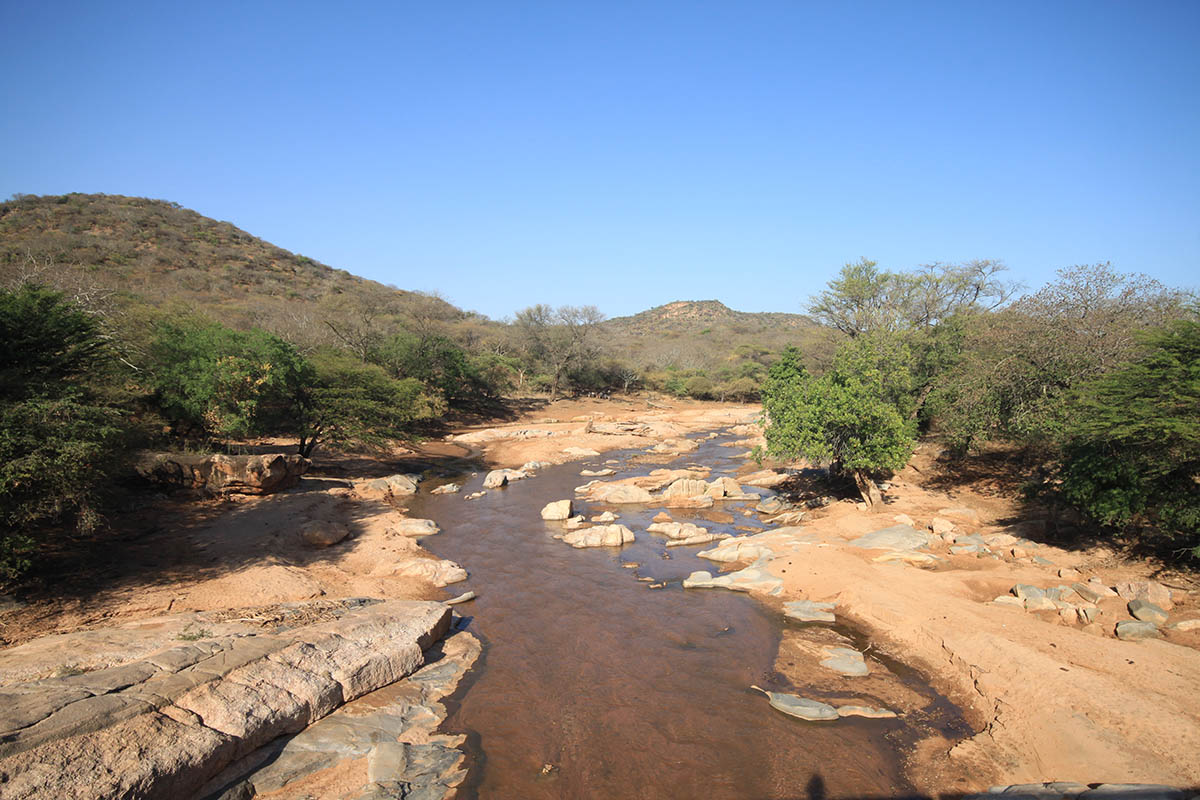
[409,434,966,799]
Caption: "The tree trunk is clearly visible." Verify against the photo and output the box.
[853,469,882,507]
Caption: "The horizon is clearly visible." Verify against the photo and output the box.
[3,1,1198,319]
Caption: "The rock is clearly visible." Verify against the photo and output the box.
[661,494,715,509]
[482,469,526,489]
[1058,567,1080,579]
[299,521,350,548]
[1011,584,1045,600]
[464,491,486,500]
[563,516,588,531]
[1086,578,1119,597]
[580,468,615,477]
[992,596,1025,609]
[1076,606,1100,624]
[892,513,916,527]
[1010,546,1028,559]
[983,532,1019,547]
[1168,618,1200,631]
[600,485,654,504]
[682,561,783,595]
[652,511,673,523]
[390,519,439,537]
[836,705,897,719]
[1032,555,1055,566]
[392,559,468,586]
[646,521,708,540]
[429,483,461,495]
[1024,596,1057,612]
[706,477,744,498]
[764,511,807,526]
[358,473,421,498]
[1115,620,1161,641]
[872,551,942,567]
[540,500,574,521]
[740,469,788,488]
[754,497,787,515]
[929,517,956,535]
[1045,585,1079,603]
[591,511,617,523]
[562,447,600,457]
[847,525,932,551]
[764,692,837,721]
[783,600,836,623]
[951,545,987,555]
[698,537,775,563]
[138,452,310,496]
[1128,598,1169,626]
[662,478,710,498]
[519,461,548,473]
[1115,580,1174,610]
[561,524,634,549]
[665,532,727,547]
[1072,583,1108,604]
[0,601,453,799]
[819,647,868,677]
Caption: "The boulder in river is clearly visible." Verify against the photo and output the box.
[601,485,654,504]
[540,499,574,520]
[483,469,526,489]
[561,524,634,549]
[391,518,440,537]
[662,478,709,498]
[430,483,461,495]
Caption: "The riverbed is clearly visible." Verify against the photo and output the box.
[409,432,967,799]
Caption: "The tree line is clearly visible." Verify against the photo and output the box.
[761,259,1198,560]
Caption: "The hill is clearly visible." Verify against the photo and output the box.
[0,192,477,342]
[0,193,833,383]
[601,299,831,372]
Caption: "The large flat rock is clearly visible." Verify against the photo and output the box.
[0,600,453,799]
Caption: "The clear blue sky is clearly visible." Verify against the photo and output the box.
[2,1,1197,319]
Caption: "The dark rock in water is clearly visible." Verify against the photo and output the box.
[136,452,309,495]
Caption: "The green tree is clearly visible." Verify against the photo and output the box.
[0,285,136,578]
[762,340,916,505]
[148,318,306,439]
[293,349,443,457]
[1057,319,1200,557]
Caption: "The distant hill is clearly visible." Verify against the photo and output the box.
[601,299,829,371]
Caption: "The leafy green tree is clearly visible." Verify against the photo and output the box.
[374,331,486,406]
[1057,319,1200,556]
[0,285,136,578]
[685,375,714,399]
[148,318,306,439]
[762,340,916,505]
[293,349,443,457]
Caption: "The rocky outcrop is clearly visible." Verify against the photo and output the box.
[483,469,526,489]
[356,473,421,499]
[137,452,309,495]
[0,601,453,800]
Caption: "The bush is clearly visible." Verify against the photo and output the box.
[1057,319,1200,557]
[0,285,137,579]
[684,375,714,399]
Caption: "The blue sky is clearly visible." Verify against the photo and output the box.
[2,1,1197,319]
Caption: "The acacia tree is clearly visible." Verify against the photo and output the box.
[761,342,915,506]
[514,304,605,398]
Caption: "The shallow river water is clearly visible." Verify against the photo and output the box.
[408,433,964,799]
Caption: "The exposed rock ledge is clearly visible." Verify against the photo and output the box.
[136,452,310,495]
[0,599,454,799]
